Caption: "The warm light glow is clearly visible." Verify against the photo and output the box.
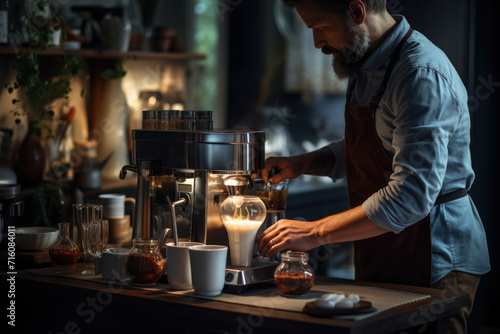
[148,96,157,106]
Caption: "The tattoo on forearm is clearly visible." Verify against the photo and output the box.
[306,148,335,176]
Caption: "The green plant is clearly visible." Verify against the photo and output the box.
[100,55,137,80]
[4,0,85,137]
[3,1,85,227]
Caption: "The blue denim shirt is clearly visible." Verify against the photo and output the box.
[327,16,490,283]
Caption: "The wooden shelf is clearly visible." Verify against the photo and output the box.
[0,45,206,61]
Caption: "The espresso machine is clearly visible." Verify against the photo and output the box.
[121,115,277,292]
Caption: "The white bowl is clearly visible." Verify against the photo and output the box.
[15,227,59,251]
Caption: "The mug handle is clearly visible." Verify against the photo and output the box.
[125,197,136,231]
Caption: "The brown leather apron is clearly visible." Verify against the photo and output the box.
[345,28,466,287]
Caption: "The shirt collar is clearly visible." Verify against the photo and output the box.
[360,15,410,72]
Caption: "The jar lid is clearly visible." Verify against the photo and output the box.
[281,250,309,262]
[132,237,158,245]
[142,110,156,119]
[0,184,21,199]
[180,110,194,119]
[168,110,181,117]
[194,110,212,119]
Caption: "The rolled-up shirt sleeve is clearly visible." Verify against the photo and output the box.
[325,138,346,182]
[362,66,463,233]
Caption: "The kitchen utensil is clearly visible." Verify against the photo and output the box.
[157,227,171,250]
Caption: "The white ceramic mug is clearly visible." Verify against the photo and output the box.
[95,248,130,280]
[189,245,228,296]
[166,242,203,290]
[98,193,135,218]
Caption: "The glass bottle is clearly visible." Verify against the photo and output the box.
[49,222,80,272]
[274,251,315,296]
[126,238,164,285]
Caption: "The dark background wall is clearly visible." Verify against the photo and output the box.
[226,0,499,332]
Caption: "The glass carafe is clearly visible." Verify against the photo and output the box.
[274,251,315,296]
[126,238,164,285]
[49,222,80,272]
[255,178,289,258]
[220,195,266,267]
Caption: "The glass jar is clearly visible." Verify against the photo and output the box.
[49,222,80,272]
[126,238,164,285]
[194,110,213,131]
[142,110,156,129]
[274,251,315,296]
[168,110,181,130]
[156,110,170,130]
[179,110,194,131]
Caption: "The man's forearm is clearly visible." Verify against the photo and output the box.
[317,206,389,244]
[302,147,336,176]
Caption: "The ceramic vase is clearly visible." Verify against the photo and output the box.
[16,121,45,185]
[97,77,130,180]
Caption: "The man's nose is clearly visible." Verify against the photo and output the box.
[313,32,325,49]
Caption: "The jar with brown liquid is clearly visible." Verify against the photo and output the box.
[274,251,315,296]
[126,238,164,285]
[49,222,80,271]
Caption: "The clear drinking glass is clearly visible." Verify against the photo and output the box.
[100,219,109,251]
[80,204,104,275]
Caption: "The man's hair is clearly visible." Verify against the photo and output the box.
[282,0,387,17]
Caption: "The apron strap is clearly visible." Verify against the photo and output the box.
[435,189,467,206]
[371,28,414,105]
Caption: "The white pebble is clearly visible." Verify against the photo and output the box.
[314,293,346,309]
[336,294,360,308]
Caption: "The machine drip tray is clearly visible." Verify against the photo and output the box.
[223,261,279,294]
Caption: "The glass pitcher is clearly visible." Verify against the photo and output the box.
[219,195,266,267]
[126,238,164,285]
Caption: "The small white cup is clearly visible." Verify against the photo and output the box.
[95,248,130,280]
[98,193,135,218]
[166,242,203,290]
[189,245,228,297]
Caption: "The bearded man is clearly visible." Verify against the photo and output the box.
[257,1,490,333]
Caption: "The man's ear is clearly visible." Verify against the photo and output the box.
[348,0,366,24]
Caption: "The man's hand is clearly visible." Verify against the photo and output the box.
[257,206,389,258]
[257,219,325,257]
[262,148,336,184]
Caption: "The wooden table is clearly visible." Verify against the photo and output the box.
[2,270,467,334]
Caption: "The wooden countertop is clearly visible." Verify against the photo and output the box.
[2,269,467,334]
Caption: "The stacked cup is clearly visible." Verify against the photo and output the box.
[98,193,135,247]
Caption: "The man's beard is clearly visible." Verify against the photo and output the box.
[322,19,371,79]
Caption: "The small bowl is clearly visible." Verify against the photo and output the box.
[15,227,59,251]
